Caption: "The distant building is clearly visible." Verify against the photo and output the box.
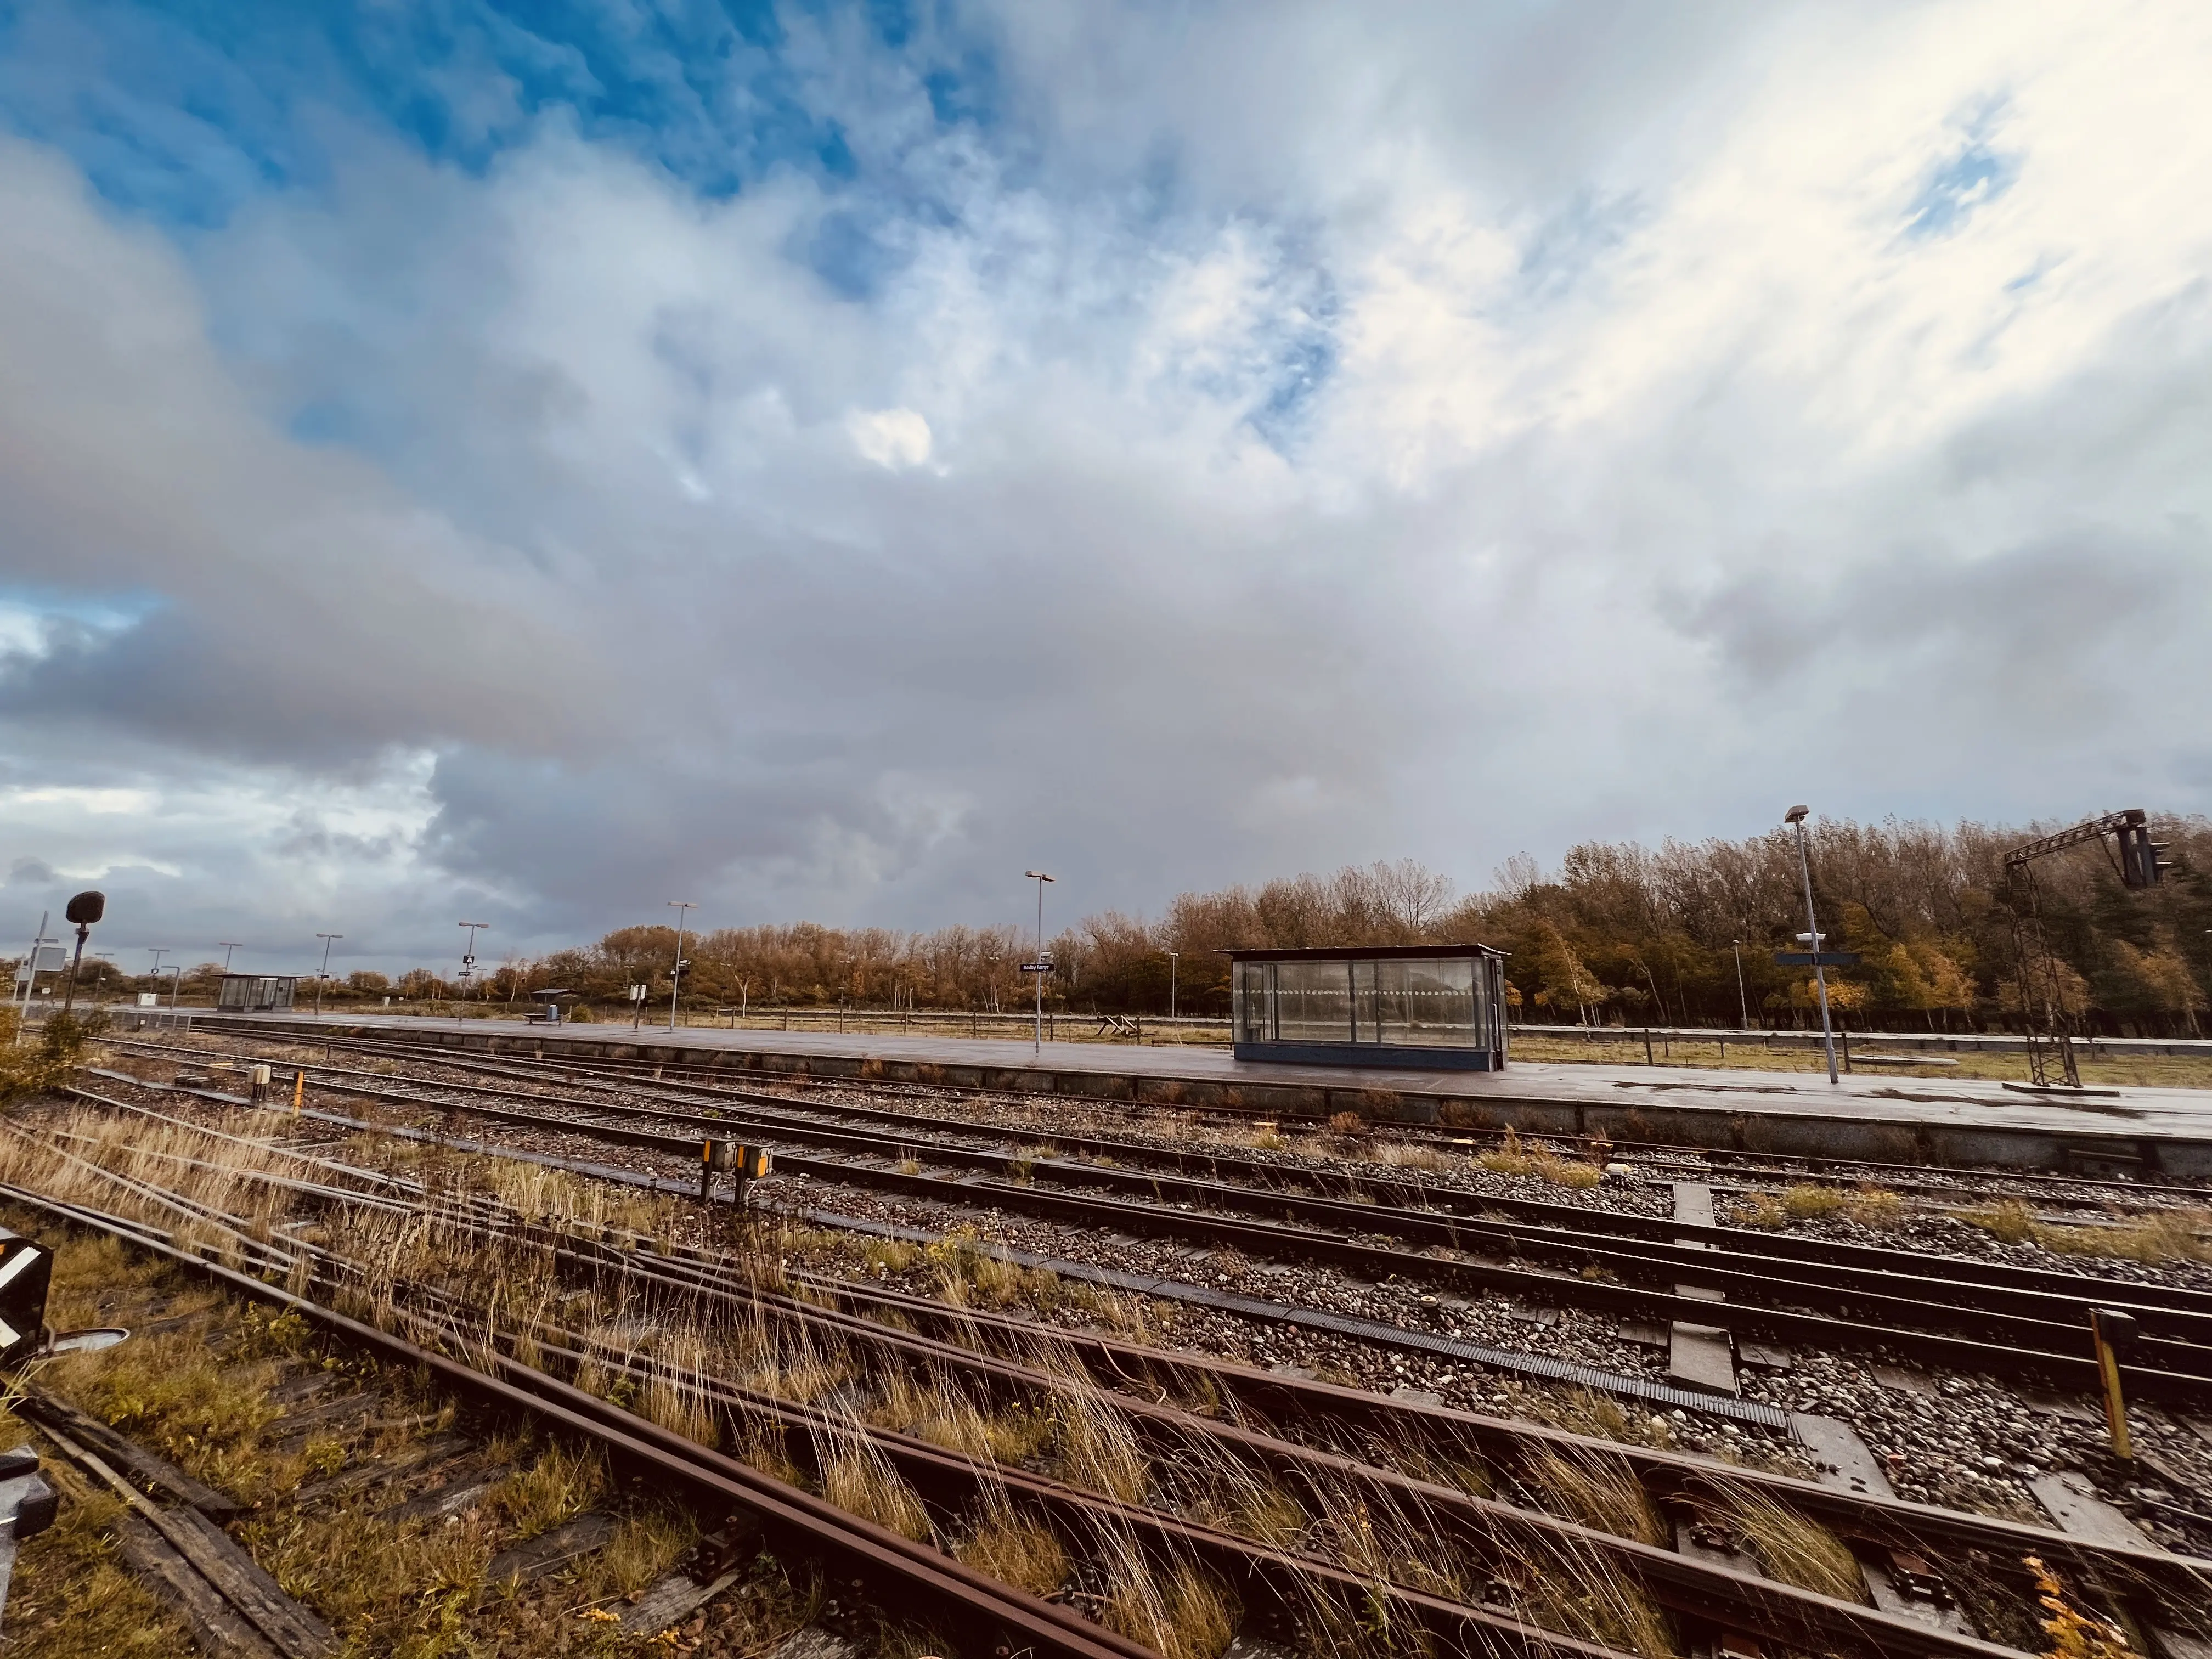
[216,974,298,1012]
[1227,945,1508,1070]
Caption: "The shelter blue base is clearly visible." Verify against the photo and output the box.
[1232,1041,1501,1071]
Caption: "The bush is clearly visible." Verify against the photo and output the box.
[0,1008,105,1107]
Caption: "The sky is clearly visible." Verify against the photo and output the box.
[1,2,2209,979]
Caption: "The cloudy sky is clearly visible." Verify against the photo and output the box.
[1,2,2208,977]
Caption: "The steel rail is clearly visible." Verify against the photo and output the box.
[122,1057,2212,1395]
[5,1131,2128,1659]
[492,1207,2210,1640]
[164,1022,2212,1205]
[0,1179,1167,1659]
[35,1090,2211,1644]
[115,1039,2212,1324]
[1,1170,1638,1659]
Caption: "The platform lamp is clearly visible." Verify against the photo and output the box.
[1782,807,1839,1084]
[667,902,696,1032]
[1167,950,1178,1022]
[218,941,245,973]
[1023,871,1054,1054]
[458,921,490,998]
[1731,939,1748,1030]
[314,933,342,1015]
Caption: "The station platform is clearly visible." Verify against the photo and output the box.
[165,1008,2212,1182]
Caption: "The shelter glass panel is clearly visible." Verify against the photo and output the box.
[1234,962,1273,1044]
[1272,959,1352,1043]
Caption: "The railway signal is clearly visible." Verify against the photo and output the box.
[2004,809,2171,1088]
[0,1233,49,1369]
[60,889,104,1014]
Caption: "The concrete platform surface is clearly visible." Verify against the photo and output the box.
[183,1008,2212,1179]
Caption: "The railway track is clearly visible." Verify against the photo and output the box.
[202,1018,2212,1207]
[1,1205,1156,1658]
[12,1085,2210,1659]
[96,1043,2212,1404]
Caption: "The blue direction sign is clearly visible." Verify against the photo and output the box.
[1774,951,1861,968]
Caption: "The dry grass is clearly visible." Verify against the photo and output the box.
[1102,1548,1239,1659]
[1741,1183,1905,1229]
[1718,1486,1863,1600]
[821,1437,934,1541]
[1963,1199,2211,1263]
[1523,1448,1667,1547]
[492,1442,605,1539]
[1478,1130,1605,1190]
[956,1502,1070,1598]
[1365,1139,1453,1173]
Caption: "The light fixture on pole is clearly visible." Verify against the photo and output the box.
[146,948,168,995]
[166,964,184,1009]
[218,941,245,973]
[1022,871,1054,1054]
[314,933,342,1016]
[1167,950,1178,1022]
[1731,939,1748,1030]
[1782,808,1839,1084]
[457,921,490,998]
[666,903,696,1032]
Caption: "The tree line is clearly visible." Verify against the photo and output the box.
[21,814,2209,1035]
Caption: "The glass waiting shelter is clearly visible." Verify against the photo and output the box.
[217,974,298,1012]
[1228,946,1509,1070]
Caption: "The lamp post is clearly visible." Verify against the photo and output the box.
[666,902,695,1032]
[218,942,244,973]
[314,933,342,1015]
[1167,950,1178,1022]
[1023,871,1054,1054]
[458,921,490,998]
[1783,808,1838,1084]
[146,948,168,1002]
[1731,939,1748,1030]
[166,964,184,1009]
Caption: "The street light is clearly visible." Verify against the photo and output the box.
[458,921,490,998]
[1783,807,1838,1084]
[1731,939,1748,1030]
[1167,950,1179,1022]
[218,941,245,973]
[166,964,184,1009]
[666,902,696,1032]
[1023,871,1054,1054]
[314,933,343,1015]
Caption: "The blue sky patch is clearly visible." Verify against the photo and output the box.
[1905,120,2020,239]
[0,0,997,224]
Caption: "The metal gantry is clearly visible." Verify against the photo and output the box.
[2005,808,2171,1088]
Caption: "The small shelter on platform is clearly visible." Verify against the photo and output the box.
[1227,945,1508,1070]
[216,974,298,1012]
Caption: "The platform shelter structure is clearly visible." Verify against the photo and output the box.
[1227,944,1509,1071]
[216,973,298,1012]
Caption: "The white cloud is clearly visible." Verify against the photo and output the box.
[846,407,934,471]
